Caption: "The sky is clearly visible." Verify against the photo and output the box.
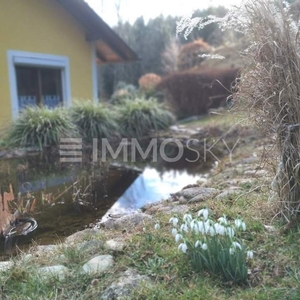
[85,0,242,26]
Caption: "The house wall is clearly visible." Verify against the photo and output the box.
[0,0,94,128]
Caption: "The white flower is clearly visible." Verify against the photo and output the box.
[197,221,205,234]
[172,228,178,236]
[180,223,189,233]
[143,227,146,232]
[178,243,188,253]
[218,216,228,225]
[229,247,235,255]
[226,227,235,238]
[247,250,254,259]
[208,226,216,236]
[183,214,193,223]
[198,208,209,220]
[190,220,199,233]
[201,243,208,250]
[214,223,225,235]
[235,219,246,231]
[169,217,179,227]
[154,223,160,230]
[195,240,201,248]
[175,233,183,243]
[232,241,242,250]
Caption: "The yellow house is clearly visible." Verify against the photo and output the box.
[0,0,137,127]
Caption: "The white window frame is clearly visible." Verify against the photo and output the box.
[7,50,71,120]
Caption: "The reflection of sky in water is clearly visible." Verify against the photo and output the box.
[103,167,201,217]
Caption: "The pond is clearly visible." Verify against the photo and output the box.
[0,149,211,256]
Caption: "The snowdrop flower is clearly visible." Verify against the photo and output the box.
[226,227,235,238]
[180,223,189,233]
[229,247,235,255]
[214,223,225,235]
[178,243,188,253]
[232,241,242,250]
[183,213,193,223]
[247,250,254,259]
[172,228,178,236]
[190,220,199,233]
[169,217,179,227]
[143,227,146,232]
[198,208,209,220]
[175,233,183,243]
[154,223,160,230]
[201,243,208,250]
[195,240,201,248]
[235,219,246,231]
[208,226,216,236]
[218,216,228,225]
[197,221,205,234]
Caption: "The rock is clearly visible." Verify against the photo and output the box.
[143,201,189,215]
[102,213,152,230]
[178,196,187,204]
[38,265,68,281]
[156,204,190,215]
[227,179,254,186]
[82,255,113,275]
[35,245,57,255]
[77,240,102,254]
[12,149,27,157]
[263,225,277,232]
[65,228,98,245]
[0,261,14,272]
[141,200,168,212]
[105,239,125,251]
[216,189,243,200]
[100,268,151,300]
[175,187,219,201]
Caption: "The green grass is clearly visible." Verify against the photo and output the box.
[117,97,175,138]
[71,101,119,143]
[5,106,77,150]
[1,115,300,299]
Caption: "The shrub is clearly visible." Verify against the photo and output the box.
[71,101,119,143]
[178,39,211,71]
[118,97,175,138]
[138,73,162,92]
[169,209,253,284]
[158,68,238,118]
[110,81,137,104]
[7,106,76,150]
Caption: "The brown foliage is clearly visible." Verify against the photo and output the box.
[178,39,211,71]
[138,73,162,92]
[158,68,239,118]
[0,184,15,236]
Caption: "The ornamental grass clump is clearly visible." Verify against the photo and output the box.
[177,1,300,221]
[169,209,253,284]
[7,106,77,150]
[118,97,175,138]
[71,101,119,143]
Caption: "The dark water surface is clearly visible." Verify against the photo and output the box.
[0,151,210,255]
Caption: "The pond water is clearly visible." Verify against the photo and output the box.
[0,150,211,255]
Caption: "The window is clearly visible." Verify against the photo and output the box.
[16,66,63,109]
[7,51,71,119]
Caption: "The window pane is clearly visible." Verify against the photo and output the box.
[40,68,63,108]
[16,66,38,109]
[15,66,63,109]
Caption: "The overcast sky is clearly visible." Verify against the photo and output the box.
[85,0,242,26]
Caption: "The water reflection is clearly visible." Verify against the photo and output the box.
[102,167,204,219]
